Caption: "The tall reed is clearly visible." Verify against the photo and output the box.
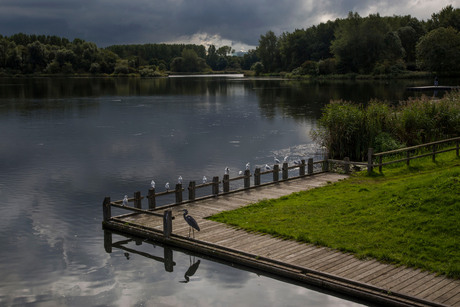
[312,91,460,160]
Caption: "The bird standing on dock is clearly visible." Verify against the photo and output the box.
[122,195,128,206]
[165,182,170,191]
[274,157,280,164]
[225,167,230,175]
[246,162,250,170]
[283,156,289,163]
[202,176,207,184]
[151,180,155,188]
[181,209,200,238]
[265,164,271,170]
[178,176,183,184]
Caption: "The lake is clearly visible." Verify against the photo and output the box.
[0,75,455,306]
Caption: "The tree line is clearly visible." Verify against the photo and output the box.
[256,5,460,76]
[0,5,459,76]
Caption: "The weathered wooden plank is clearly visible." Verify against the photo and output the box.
[443,291,460,306]
[341,260,383,280]
[414,277,455,298]
[300,250,345,269]
[360,266,403,284]
[423,279,460,302]
[312,254,357,272]
[384,271,432,292]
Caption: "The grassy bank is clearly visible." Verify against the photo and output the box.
[209,151,460,278]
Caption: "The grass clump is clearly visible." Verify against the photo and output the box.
[209,152,460,278]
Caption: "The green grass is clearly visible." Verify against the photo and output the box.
[209,151,460,278]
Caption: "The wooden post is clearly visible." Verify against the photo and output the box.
[148,188,156,209]
[432,144,436,162]
[163,210,172,238]
[282,162,288,180]
[254,168,261,186]
[223,174,230,193]
[344,157,350,174]
[188,181,196,201]
[104,230,112,253]
[244,169,250,188]
[103,196,111,222]
[378,156,383,173]
[322,160,329,172]
[456,140,459,157]
[175,184,182,204]
[406,150,410,166]
[306,158,312,175]
[212,176,219,195]
[273,164,279,182]
[134,191,142,209]
[367,148,374,175]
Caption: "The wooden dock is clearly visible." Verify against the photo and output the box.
[102,172,460,307]
[407,85,460,91]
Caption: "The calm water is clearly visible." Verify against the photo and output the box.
[0,76,453,306]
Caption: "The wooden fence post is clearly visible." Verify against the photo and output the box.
[432,144,436,162]
[148,188,156,209]
[103,196,111,222]
[188,181,196,201]
[379,156,383,173]
[367,148,374,175]
[244,169,251,188]
[223,174,230,193]
[212,176,219,195]
[344,157,350,174]
[307,158,312,175]
[134,191,142,209]
[406,150,410,166]
[254,168,261,186]
[163,210,172,238]
[273,164,279,182]
[282,162,288,180]
[322,160,329,172]
[175,184,182,204]
[457,139,459,157]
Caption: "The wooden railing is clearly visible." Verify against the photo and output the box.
[103,137,459,237]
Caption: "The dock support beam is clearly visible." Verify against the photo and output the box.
[282,163,288,180]
[244,170,251,188]
[188,181,196,201]
[148,188,156,209]
[134,191,142,209]
[175,184,182,204]
[212,176,219,195]
[223,174,230,192]
[103,196,111,222]
[163,210,172,238]
[273,164,279,182]
[254,168,261,186]
[307,158,312,175]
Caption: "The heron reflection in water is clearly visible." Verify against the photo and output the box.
[180,255,201,283]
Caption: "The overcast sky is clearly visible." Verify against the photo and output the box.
[0,0,459,50]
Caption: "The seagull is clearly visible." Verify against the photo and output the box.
[181,209,200,238]
[245,162,250,170]
[274,157,280,164]
[122,195,128,206]
[202,176,207,184]
[165,182,170,191]
[265,164,271,170]
[178,176,183,184]
[151,180,155,188]
[283,156,289,163]
[225,167,230,175]
[294,160,300,165]
[239,170,243,175]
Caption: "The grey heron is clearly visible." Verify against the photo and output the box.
[181,209,200,238]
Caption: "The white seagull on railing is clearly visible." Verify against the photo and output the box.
[274,157,280,164]
[178,176,183,184]
[265,164,271,170]
[225,167,230,175]
[165,182,170,191]
[246,162,250,170]
[122,195,128,206]
[202,176,207,184]
[151,180,155,188]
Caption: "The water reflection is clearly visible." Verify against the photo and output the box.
[104,230,368,306]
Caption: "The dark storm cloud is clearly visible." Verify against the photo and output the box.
[0,0,457,47]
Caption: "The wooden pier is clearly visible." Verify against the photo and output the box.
[102,171,460,307]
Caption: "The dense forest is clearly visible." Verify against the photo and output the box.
[0,5,459,76]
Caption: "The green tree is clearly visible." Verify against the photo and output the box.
[170,48,208,72]
[428,5,460,31]
[257,30,280,72]
[416,27,460,72]
[206,45,219,70]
